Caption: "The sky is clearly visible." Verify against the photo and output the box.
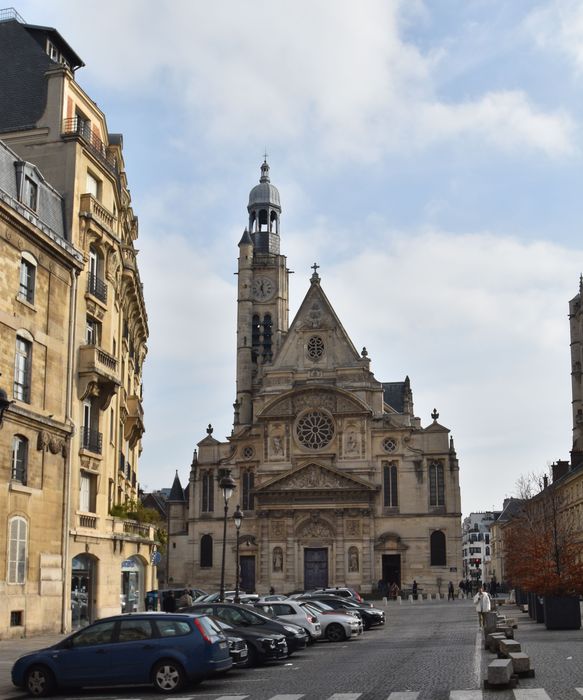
[15,0,583,515]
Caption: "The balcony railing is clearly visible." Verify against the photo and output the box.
[79,193,115,232]
[81,426,102,454]
[123,520,152,538]
[87,273,107,303]
[62,117,118,175]
[79,514,97,529]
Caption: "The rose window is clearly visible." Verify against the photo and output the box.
[382,437,397,453]
[296,410,334,449]
[307,336,325,360]
[242,446,254,459]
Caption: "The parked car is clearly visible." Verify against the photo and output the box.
[194,591,258,604]
[184,602,308,654]
[313,587,371,606]
[299,594,385,630]
[196,616,248,667]
[300,601,363,642]
[211,618,288,666]
[11,612,232,697]
[253,600,322,642]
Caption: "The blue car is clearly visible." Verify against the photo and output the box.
[11,612,232,697]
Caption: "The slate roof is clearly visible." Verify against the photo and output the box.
[382,381,406,413]
[168,471,186,502]
[0,18,83,134]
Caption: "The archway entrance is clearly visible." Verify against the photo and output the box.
[71,554,95,629]
[304,548,328,589]
[121,556,145,612]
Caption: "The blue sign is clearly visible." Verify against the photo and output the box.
[151,551,162,566]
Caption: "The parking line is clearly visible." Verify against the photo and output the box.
[513,691,552,699]
[327,694,362,700]
[450,692,483,699]
[576,690,583,696]
[213,696,250,700]
[388,693,419,699]
[268,695,304,700]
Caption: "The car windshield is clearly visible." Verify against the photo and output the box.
[309,601,334,611]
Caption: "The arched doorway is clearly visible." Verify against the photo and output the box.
[121,556,145,613]
[71,554,95,629]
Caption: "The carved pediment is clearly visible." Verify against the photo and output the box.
[256,463,376,494]
[259,387,369,419]
[374,531,409,551]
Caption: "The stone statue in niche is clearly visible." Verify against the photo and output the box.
[348,546,359,573]
[345,430,359,454]
[272,435,284,456]
[272,547,283,572]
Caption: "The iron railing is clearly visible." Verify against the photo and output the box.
[62,117,118,175]
[81,426,102,454]
[87,272,107,303]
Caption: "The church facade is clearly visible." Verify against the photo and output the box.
[167,163,462,595]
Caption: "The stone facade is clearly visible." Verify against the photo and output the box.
[0,13,153,638]
[167,163,462,595]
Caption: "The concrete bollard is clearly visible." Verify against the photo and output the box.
[408,594,413,602]
[499,639,521,657]
[397,595,402,604]
[382,596,388,607]
[485,658,515,688]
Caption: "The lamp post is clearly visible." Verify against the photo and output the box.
[219,471,237,602]
[233,504,243,603]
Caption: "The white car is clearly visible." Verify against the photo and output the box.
[254,599,322,642]
[301,600,363,642]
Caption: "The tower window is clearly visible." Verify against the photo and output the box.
[263,314,272,361]
[251,314,261,364]
[429,461,445,506]
[382,461,398,507]
[200,534,213,567]
[201,472,214,513]
[242,470,255,511]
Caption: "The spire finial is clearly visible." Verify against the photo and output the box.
[310,262,320,283]
[206,423,213,435]
[579,273,583,296]
[431,408,439,421]
[260,155,270,183]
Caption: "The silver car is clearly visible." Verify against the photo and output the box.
[254,599,322,642]
[301,600,363,642]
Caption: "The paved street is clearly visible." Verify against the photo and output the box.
[1,599,582,700]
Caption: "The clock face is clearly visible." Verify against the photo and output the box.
[252,276,275,301]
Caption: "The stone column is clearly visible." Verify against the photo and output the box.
[335,509,345,584]
[258,511,270,589]
[362,508,373,591]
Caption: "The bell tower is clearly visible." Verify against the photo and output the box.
[235,160,289,427]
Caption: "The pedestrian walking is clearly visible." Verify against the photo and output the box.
[448,581,454,600]
[473,585,491,627]
[412,580,418,600]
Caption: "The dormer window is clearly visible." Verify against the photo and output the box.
[46,39,59,62]
[24,177,38,211]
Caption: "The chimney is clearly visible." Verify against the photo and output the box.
[551,460,569,483]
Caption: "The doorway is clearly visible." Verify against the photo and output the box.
[304,548,328,589]
[240,555,256,592]
[382,554,401,588]
[71,554,95,629]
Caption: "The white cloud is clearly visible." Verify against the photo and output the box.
[525,0,583,74]
[34,0,576,160]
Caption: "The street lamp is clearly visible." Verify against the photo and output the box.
[233,504,244,603]
[219,471,237,602]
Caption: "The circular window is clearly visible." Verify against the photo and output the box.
[296,410,335,450]
[242,446,254,459]
[306,336,325,360]
[382,437,397,453]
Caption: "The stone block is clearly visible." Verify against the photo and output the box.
[483,611,498,634]
[496,625,514,639]
[499,639,521,657]
[486,632,506,652]
[509,652,530,674]
[487,659,514,685]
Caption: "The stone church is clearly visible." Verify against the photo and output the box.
[167,162,462,595]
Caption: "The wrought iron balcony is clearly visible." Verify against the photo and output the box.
[81,425,102,454]
[62,117,118,175]
[87,273,107,303]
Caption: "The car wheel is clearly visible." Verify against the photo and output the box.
[326,623,346,642]
[25,665,56,697]
[243,645,259,667]
[152,659,186,693]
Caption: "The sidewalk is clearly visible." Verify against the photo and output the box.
[0,632,66,698]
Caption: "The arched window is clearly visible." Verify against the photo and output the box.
[251,314,261,364]
[11,435,28,484]
[8,516,28,583]
[382,461,398,507]
[263,314,272,360]
[485,546,490,556]
[200,534,213,567]
[242,470,254,511]
[430,530,446,566]
[201,472,214,513]
[258,209,268,231]
[429,461,445,506]
[14,334,32,403]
